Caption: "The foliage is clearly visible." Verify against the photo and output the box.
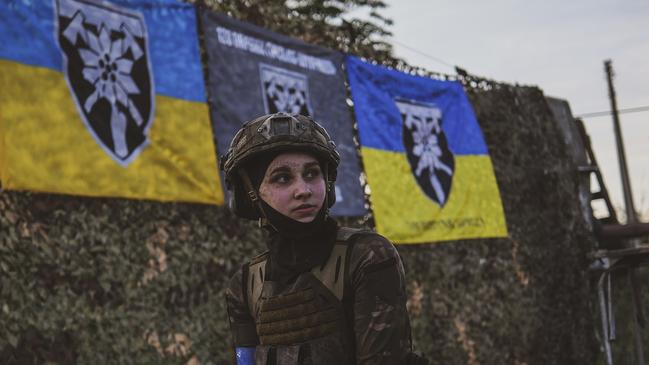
[0,83,607,364]
[395,84,600,364]
[191,0,397,64]
[0,194,264,364]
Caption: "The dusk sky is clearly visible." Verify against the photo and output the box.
[380,0,649,220]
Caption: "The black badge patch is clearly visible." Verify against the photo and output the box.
[395,98,454,206]
[259,63,312,116]
[56,0,154,166]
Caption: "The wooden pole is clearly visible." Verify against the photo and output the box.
[604,60,637,224]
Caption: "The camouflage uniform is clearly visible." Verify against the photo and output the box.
[220,113,421,364]
[226,229,413,364]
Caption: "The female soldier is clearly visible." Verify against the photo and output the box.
[220,113,423,364]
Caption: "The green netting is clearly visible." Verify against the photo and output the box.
[0,84,604,364]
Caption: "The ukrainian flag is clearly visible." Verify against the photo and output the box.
[0,0,223,204]
[346,56,507,243]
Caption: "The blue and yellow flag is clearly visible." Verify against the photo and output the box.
[0,0,223,204]
[346,56,507,243]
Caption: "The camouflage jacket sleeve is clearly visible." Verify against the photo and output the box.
[348,233,412,364]
[225,265,259,348]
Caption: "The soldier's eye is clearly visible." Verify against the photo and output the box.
[271,173,291,184]
[304,167,321,180]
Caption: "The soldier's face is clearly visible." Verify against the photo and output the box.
[259,152,326,222]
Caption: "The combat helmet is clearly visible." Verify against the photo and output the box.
[220,113,340,220]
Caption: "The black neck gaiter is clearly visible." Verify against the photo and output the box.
[260,200,338,283]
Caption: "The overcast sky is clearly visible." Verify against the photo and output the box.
[380,0,649,220]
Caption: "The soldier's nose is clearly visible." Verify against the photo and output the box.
[294,181,312,199]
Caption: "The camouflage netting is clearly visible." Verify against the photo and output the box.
[397,83,599,364]
[1,83,604,364]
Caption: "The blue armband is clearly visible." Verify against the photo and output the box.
[236,347,255,365]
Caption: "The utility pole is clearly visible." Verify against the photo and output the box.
[604,59,637,224]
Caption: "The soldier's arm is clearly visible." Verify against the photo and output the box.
[349,234,412,364]
[225,265,258,363]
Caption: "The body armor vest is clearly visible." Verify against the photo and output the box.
[245,228,363,365]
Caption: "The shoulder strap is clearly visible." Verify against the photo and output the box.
[311,227,370,301]
[310,242,347,301]
[246,251,269,317]
[336,227,366,242]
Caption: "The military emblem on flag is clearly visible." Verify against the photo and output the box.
[396,98,455,206]
[259,63,312,116]
[56,0,154,166]
[346,55,507,243]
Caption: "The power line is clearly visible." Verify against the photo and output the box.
[386,39,648,119]
[389,38,456,69]
[575,105,649,119]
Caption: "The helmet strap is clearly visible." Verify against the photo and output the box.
[322,161,332,214]
[237,169,278,232]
